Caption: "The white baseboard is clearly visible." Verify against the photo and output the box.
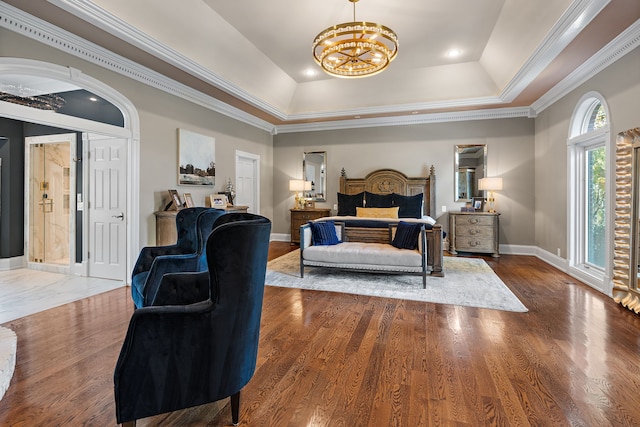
[271,233,291,242]
[0,256,26,271]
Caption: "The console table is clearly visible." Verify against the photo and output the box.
[154,206,249,246]
[448,211,500,257]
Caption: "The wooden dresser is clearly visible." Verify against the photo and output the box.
[448,211,500,257]
[290,208,331,244]
[154,206,249,246]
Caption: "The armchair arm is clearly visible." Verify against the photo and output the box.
[114,301,257,424]
[151,271,211,307]
[142,254,201,306]
[114,301,216,423]
[131,244,186,278]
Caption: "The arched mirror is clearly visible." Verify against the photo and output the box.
[455,144,487,202]
[613,127,640,313]
[303,151,326,202]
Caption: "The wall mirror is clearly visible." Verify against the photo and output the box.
[303,151,326,202]
[455,144,487,202]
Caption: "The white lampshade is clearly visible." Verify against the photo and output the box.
[478,177,503,191]
[289,180,306,192]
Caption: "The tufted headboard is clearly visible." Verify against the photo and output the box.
[339,166,436,218]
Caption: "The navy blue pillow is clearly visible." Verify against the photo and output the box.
[337,192,364,216]
[392,193,423,218]
[392,221,422,250]
[309,220,341,245]
[365,191,394,208]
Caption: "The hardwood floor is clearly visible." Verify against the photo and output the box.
[1,243,640,426]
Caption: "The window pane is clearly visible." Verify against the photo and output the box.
[587,103,607,131]
[586,146,605,268]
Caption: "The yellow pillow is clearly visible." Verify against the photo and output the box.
[356,207,399,218]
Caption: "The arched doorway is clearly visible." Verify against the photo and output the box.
[0,58,140,283]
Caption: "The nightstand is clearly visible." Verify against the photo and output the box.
[449,211,500,257]
[290,208,331,244]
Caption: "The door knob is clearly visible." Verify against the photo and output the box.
[112,212,125,220]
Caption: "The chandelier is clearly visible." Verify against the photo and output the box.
[312,0,398,78]
[0,84,65,111]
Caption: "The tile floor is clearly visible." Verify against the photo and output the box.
[0,269,125,324]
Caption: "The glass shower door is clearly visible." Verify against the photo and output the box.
[28,142,71,265]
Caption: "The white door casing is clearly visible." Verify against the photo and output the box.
[87,135,127,281]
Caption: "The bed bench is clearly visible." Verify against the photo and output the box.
[300,221,444,288]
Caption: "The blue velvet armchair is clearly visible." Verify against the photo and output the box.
[130,208,225,308]
[131,207,208,280]
[114,214,272,426]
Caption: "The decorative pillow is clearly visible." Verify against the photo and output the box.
[337,192,364,216]
[365,191,394,208]
[392,193,424,218]
[392,221,422,250]
[309,220,341,245]
[356,207,399,218]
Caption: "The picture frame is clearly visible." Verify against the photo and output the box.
[218,191,234,206]
[473,197,484,211]
[178,128,215,186]
[183,193,194,208]
[168,189,182,210]
[209,194,228,208]
[304,200,316,209]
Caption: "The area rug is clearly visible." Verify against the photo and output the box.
[265,251,528,312]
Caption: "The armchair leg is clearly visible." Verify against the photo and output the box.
[122,421,136,427]
[231,391,240,426]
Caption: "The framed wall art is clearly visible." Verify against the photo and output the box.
[178,128,215,186]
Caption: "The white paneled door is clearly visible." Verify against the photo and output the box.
[235,151,260,214]
[87,135,127,281]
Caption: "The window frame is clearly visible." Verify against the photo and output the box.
[567,92,612,295]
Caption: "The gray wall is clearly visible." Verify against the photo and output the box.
[534,47,640,257]
[274,118,536,246]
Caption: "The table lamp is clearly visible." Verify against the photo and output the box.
[478,177,503,213]
[289,179,311,209]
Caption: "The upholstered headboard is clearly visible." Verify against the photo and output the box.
[339,166,436,218]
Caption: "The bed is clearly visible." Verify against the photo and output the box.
[304,166,443,277]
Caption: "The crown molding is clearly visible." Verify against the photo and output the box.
[285,96,505,122]
[531,18,640,114]
[499,0,610,102]
[0,2,275,133]
[48,0,288,121]
[1,1,635,134]
[275,107,535,134]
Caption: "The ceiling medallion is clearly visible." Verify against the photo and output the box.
[312,0,398,78]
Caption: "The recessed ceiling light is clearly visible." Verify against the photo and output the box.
[304,69,317,77]
[447,49,462,58]
[89,97,98,102]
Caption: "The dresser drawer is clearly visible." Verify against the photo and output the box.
[454,237,495,252]
[455,225,494,239]
[454,215,495,227]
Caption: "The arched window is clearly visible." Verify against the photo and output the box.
[567,92,611,294]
